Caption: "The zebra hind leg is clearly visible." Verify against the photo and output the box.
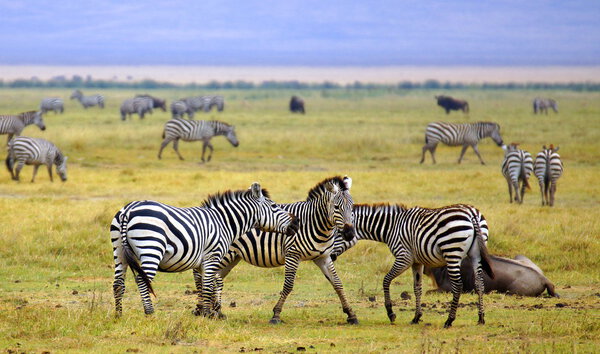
[444,260,463,328]
[172,139,185,160]
[314,257,358,324]
[549,181,557,206]
[135,274,155,315]
[31,165,41,183]
[383,258,411,323]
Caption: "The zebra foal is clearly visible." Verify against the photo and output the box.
[110,183,298,317]
[70,90,105,109]
[6,136,67,182]
[420,121,504,165]
[501,143,533,204]
[0,111,46,145]
[534,145,563,206]
[331,203,494,328]
[40,98,64,114]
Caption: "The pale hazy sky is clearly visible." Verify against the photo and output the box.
[1,1,598,66]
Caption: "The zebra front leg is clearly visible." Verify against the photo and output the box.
[201,142,208,163]
[14,161,25,182]
[31,165,41,183]
[472,144,485,165]
[46,164,53,182]
[383,258,411,323]
[206,142,214,162]
[192,268,204,316]
[457,145,469,164]
[444,260,463,328]
[270,254,301,324]
[411,264,424,324]
[314,257,358,324]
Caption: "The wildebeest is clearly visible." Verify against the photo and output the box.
[424,255,559,297]
[136,94,167,112]
[435,95,469,114]
[289,96,305,114]
[533,98,558,114]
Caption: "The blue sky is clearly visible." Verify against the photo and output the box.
[0,0,598,66]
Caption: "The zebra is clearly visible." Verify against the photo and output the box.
[534,145,563,206]
[70,90,105,109]
[331,203,494,328]
[136,94,167,112]
[181,96,210,117]
[420,121,504,165]
[110,182,298,317]
[5,136,67,182]
[501,143,534,204]
[120,97,153,120]
[533,98,558,114]
[207,95,224,112]
[202,176,358,324]
[158,119,239,163]
[170,100,192,119]
[40,98,64,114]
[0,111,46,145]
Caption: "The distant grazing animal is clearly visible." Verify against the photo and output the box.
[181,96,209,118]
[136,94,166,112]
[170,100,192,119]
[435,95,469,114]
[40,98,64,114]
[158,119,238,162]
[6,136,67,182]
[501,143,534,204]
[420,121,504,165]
[289,96,305,114]
[0,111,46,145]
[533,98,558,114]
[424,255,559,297]
[70,90,105,109]
[534,145,563,206]
[207,95,224,112]
[331,203,494,328]
[120,97,153,120]
[110,182,298,317]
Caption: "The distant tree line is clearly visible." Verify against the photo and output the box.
[0,75,599,91]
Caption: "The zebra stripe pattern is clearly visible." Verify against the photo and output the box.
[158,119,239,162]
[0,111,46,145]
[420,121,504,165]
[331,203,494,328]
[534,145,563,206]
[6,136,67,182]
[170,100,192,119]
[204,176,358,324]
[40,98,64,114]
[70,90,105,109]
[120,97,153,120]
[110,183,298,317]
[501,144,534,204]
[533,98,558,114]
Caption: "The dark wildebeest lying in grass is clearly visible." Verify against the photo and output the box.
[435,95,469,114]
[424,255,559,297]
[289,96,305,114]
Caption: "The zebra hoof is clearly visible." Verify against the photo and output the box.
[444,318,454,328]
[347,317,359,325]
[269,318,282,325]
[388,312,396,323]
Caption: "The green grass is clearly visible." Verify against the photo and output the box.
[0,88,599,352]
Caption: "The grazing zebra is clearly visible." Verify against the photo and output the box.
[533,98,558,114]
[158,119,239,162]
[181,96,210,117]
[70,90,105,109]
[534,145,563,206]
[202,176,358,324]
[136,94,166,112]
[420,121,504,165]
[170,100,192,119]
[6,136,67,182]
[501,143,534,204]
[40,98,64,114]
[120,97,153,120]
[110,182,298,317]
[331,203,494,328]
[0,111,46,145]
[207,95,224,112]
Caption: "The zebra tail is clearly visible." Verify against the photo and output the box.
[473,216,495,279]
[120,212,155,297]
[5,154,13,174]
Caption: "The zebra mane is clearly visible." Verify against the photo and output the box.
[202,188,270,207]
[19,111,37,120]
[306,176,348,201]
[353,203,407,213]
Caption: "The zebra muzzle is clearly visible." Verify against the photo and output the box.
[342,224,356,241]
[285,214,299,236]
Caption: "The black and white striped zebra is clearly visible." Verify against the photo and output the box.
[207,95,224,112]
[40,98,64,114]
[135,94,166,112]
[170,100,192,119]
[420,121,504,165]
[534,145,563,206]
[181,96,210,117]
[501,143,534,204]
[110,183,298,317]
[331,203,494,328]
[533,98,558,114]
[70,90,105,109]
[0,111,46,145]
[120,97,153,120]
[5,136,67,182]
[203,176,358,324]
[158,119,239,162]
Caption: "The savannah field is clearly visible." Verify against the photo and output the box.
[0,87,599,353]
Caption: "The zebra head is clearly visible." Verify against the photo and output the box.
[250,182,298,236]
[33,111,46,131]
[56,155,68,182]
[225,126,239,147]
[70,90,82,100]
[488,123,503,147]
[327,176,356,242]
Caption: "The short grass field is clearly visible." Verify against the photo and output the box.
[0,87,599,353]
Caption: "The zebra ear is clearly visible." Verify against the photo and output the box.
[343,175,352,190]
[250,182,262,199]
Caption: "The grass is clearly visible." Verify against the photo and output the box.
[0,88,599,352]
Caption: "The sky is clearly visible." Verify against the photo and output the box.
[0,0,598,66]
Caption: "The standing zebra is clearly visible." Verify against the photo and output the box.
[110,183,298,317]
[135,94,166,111]
[70,90,105,109]
[501,143,534,204]
[207,95,224,112]
[203,176,358,324]
[120,97,153,120]
[158,119,239,162]
[40,98,64,114]
[534,145,563,206]
[6,136,67,182]
[420,121,504,165]
[170,100,192,119]
[0,111,46,145]
[331,203,494,328]
[533,98,558,114]
[181,96,210,117]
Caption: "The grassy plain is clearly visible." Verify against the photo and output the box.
[0,88,599,353]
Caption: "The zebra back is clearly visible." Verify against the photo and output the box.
[502,144,533,184]
[534,145,563,184]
